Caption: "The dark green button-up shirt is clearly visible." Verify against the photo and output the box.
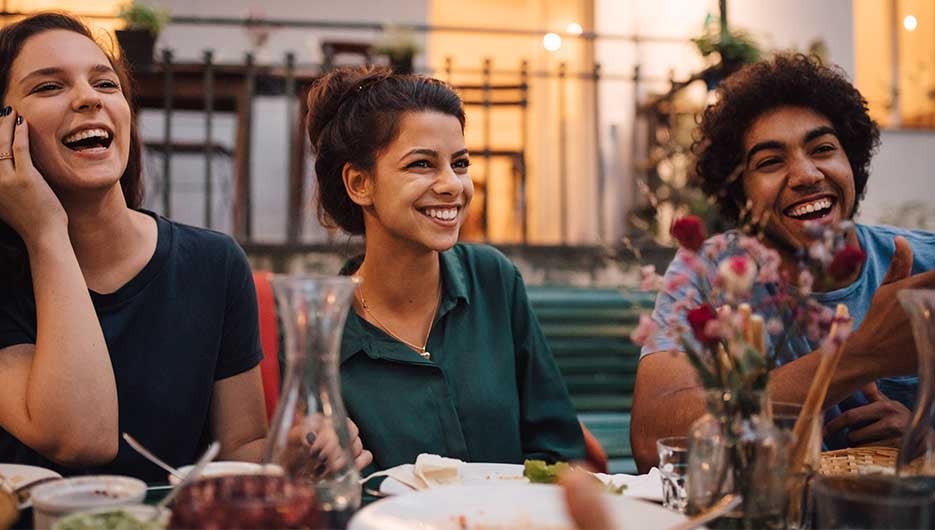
[339,244,585,472]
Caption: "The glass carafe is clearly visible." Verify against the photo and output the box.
[263,274,361,527]
[896,289,935,475]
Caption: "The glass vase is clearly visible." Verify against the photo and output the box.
[687,390,787,529]
[263,274,361,528]
[896,289,935,475]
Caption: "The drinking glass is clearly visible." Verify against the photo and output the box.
[813,475,935,529]
[769,400,820,530]
[657,436,689,512]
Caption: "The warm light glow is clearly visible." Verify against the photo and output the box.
[904,15,918,31]
[543,32,562,51]
[566,22,583,35]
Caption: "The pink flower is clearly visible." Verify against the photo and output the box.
[766,318,783,335]
[798,269,814,296]
[670,216,707,252]
[665,274,691,293]
[687,304,720,346]
[630,313,659,350]
[828,245,866,281]
[717,255,757,297]
[640,265,664,291]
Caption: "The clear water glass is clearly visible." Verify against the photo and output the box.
[657,436,689,512]
[813,475,935,529]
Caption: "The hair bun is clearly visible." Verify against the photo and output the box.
[306,66,392,154]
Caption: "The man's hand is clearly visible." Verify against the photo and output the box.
[823,382,910,446]
[844,237,935,378]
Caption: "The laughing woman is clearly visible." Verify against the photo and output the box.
[306,66,586,471]
[0,13,273,482]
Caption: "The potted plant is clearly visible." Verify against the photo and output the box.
[374,26,421,75]
[691,14,761,90]
[115,1,170,70]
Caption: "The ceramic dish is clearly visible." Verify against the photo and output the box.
[31,475,146,529]
[167,461,281,485]
[52,504,170,530]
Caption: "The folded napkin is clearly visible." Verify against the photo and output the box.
[359,454,464,491]
[594,467,663,502]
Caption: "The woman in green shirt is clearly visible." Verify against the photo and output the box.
[305,66,585,472]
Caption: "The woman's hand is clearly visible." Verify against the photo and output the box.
[0,109,67,242]
[281,415,373,478]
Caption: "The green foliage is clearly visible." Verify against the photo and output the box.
[374,26,421,60]
[691,13,761,66]
[118,1,170,35]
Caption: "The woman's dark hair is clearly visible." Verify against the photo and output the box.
[693,53,880,224]
[307,66,465,235]
[0,12,144,280]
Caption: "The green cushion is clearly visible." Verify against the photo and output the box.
[527,286,655,475]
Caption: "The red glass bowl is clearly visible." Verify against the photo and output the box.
[169,474,319,529]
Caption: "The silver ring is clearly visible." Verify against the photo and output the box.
[0,152,12,161]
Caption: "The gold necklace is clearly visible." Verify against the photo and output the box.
[355,279,441,360]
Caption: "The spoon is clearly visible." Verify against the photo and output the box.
[154,441,220,514]
[123,433,185,480]
[665,494,742,530]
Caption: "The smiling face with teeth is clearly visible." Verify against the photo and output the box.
[5,30,131,196]
[349,110,473,254]
[742,105,857,255]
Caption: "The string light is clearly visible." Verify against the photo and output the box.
[566,22,583,35]
[904,15,918,31]
[543,32,562,51]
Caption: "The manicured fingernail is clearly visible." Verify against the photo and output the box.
[305,433,316,445]
[0,106,10,117]
[15,116,22,125]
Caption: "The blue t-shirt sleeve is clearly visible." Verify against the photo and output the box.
[214,240,263,380]
[640,248,706,358]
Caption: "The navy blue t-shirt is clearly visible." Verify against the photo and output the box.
[0,211,263,482]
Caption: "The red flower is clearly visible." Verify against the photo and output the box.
[686,304,719,346]
[828,245,866,281]
[670,216,707,252]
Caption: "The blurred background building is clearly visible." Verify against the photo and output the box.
[2,0,933,278]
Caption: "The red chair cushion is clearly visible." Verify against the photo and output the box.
[253,271,280,421]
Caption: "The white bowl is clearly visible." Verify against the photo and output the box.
[51,504,170,530]
[167,461,281,486]
[31,475,146,529]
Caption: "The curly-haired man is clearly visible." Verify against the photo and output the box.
[631,54,935,472]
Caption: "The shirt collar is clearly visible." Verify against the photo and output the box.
[339,247,470,365]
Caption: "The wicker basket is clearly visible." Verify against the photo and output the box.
[819,446,932,476]
[819,446,898,476]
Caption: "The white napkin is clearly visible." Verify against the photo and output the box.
[594,467,664,502]
[359,454,465,491]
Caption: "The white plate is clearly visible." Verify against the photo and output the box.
[378,463,664,502]
[379,463,525,495]
[0,463,62,508]
[351,482,689,530]
[168,461,279,485]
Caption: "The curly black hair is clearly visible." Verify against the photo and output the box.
[693,53,880,225]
